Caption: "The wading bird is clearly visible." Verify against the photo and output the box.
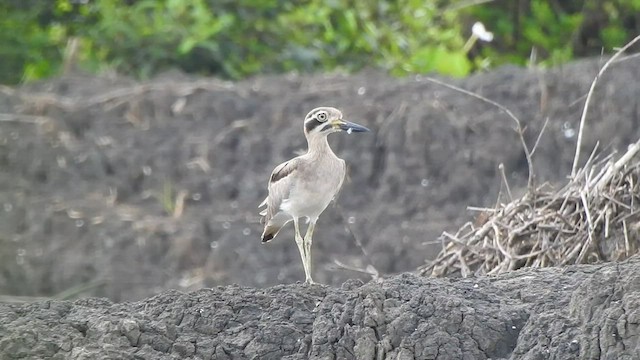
[259,107,370,283]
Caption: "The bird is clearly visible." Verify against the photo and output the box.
[258,107,370,284]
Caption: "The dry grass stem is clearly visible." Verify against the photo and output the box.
[333,259,380,279]
[424,76,538,190]
[571,35,640,177]
[332,203,381,279]
[498,163,513,201]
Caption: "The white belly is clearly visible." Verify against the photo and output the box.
[281,187,336,220]
[280,164,342,220]
[276,151,345,221]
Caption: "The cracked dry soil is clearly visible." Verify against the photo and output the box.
[1,258,640,359]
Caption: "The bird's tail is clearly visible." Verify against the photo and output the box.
[261,225,281,243]
[261,213,292,243]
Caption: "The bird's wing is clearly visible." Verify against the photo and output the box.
[259,158,299,223]
[333,159,347,201]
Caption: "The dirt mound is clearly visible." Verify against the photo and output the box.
[1,257,639,359]
[1,58,640,301]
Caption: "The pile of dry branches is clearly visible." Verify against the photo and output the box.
[421,138,640,278]
[418,35,640,278]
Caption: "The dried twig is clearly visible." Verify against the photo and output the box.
[333,259,379,279]
[0,113,52,124]
[571,35,640,177]
[423,77,537,190]
[530,117,549,157]
[332,203,381,279]
[498,163,513,201]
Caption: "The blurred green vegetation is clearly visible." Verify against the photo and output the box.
[0,0,639,85]
[469,0,640,66]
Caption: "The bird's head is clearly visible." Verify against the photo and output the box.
[303,107,370,137]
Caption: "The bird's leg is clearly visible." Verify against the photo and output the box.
[293,217,312,282]
[302,220,317,284]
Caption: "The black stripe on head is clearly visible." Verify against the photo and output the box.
[305,118,323,133]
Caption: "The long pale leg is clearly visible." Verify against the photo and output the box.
[293,217,312,282]
[302,219,317,284]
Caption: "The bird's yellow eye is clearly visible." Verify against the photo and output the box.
[317,112,327,121]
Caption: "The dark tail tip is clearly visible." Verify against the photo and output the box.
[262,233,274,243]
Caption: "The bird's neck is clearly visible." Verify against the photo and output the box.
[306,135,335,158]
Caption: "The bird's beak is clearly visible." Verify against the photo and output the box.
[333,119,370,133]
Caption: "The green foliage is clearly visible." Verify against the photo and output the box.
[467,0,640,67]
[82,0,234,77]
[0,2,60,83]
[275,1,469,77]
[1,0,639,84]
[0,0,473,83]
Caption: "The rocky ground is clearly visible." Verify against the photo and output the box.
[1,257,639,359]
[1,57,640,358]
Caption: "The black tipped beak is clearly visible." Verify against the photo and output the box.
[338,120,370,133]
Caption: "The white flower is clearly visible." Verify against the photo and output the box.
[472,22,494,42]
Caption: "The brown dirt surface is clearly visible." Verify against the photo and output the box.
[1,258,640,359]
[1,57,640,303]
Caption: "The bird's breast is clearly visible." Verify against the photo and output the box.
[280,156,344,219]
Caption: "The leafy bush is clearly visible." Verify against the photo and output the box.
[0,0,639,84]
[81,0,235,77]
[467,0,640,67]
[83,0,474,79]
[0,0,475,83]
[0,2,64,83]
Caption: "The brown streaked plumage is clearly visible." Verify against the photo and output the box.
[258,107,370,283]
